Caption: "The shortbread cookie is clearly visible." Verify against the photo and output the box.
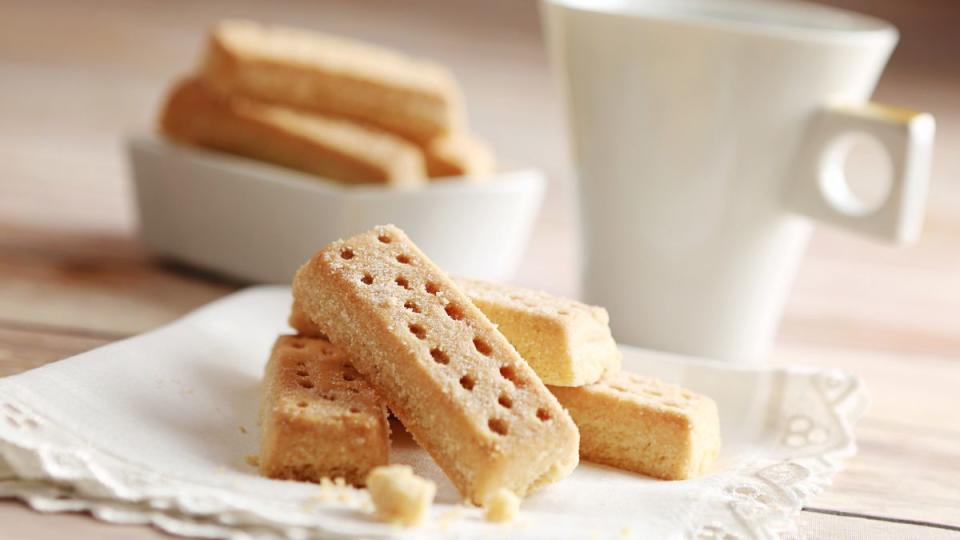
[202,20,463,144]
[549,371,721,480]
[259,335,390,486]
[425,133,495,179]
[293,280,619,386]
[288,299,327,339]
[160,78,426,186]
[455,278,621,386]
[293,225,579,504]
[366,465,436,526]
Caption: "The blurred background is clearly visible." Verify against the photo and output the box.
[1,0,957,350]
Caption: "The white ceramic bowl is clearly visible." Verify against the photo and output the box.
[126,135,545,283]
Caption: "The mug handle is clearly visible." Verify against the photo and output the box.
[784,102,935,243]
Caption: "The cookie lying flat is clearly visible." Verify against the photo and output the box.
[455,278,621,386]
[259,335,390,486]
[202,19,463,144]
[160,78,426,186]
[549,371,720,480]
[293,224,579,504]
[425,133,496,179]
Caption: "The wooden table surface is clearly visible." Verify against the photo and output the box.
[1,0,958,538]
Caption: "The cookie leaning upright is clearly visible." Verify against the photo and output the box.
[202,20,463,144]
[293,225,579,504]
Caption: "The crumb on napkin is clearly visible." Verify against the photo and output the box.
[484,487,520,523]
[366,465,436,527]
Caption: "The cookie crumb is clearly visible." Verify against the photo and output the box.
[483,488,520,523]
[437,505,465,530]
[366,465,435,527]
[243,454,259,467]
[316,478,336,502]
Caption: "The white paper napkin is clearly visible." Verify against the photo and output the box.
[0,286,865,539]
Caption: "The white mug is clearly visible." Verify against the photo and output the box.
[543,0,935,362]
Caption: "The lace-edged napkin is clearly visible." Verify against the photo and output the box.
[0,286,866,539]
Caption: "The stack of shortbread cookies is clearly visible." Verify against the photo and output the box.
[259,224,721,526]
[159,20,495,186]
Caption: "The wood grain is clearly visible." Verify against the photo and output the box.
[1,0,958,538]
[0,326,111,376]
[0,225,235,336]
